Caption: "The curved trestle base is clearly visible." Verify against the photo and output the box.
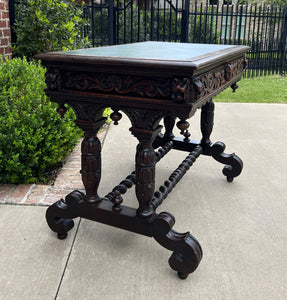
[46,189,203,279]
[152,212,202,279]
[210,142,243,182]
[45,190,84,239]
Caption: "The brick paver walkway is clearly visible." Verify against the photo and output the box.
[0,125,109,206]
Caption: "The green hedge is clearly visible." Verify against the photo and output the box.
[0,57,82,184]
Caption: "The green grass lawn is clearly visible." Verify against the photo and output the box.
[214,75,287,103]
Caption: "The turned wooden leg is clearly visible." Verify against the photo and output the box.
[123,108,166,217]
[80,128,102,204]
[132,129,158,218]
[153,115,176,148]
[163,115,176,140]
[200,100,215,147]
[46,105,106,238]
[73,116,106,203]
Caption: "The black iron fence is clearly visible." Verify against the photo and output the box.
[10,0,287,77]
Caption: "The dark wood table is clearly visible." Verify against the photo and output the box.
[35,42,249,279]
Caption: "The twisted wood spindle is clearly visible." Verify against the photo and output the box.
[155,141,173,162]
[103,172,135,211]
[151,145,203,210]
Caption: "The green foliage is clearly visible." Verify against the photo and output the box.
[0,58,82,184]
[13,0,90,59]
[89,9,109,45]
[189,11,218,43]
[116,8,181,43]
[248,0,287,5]
[266,0,287,5]
[89,6,181,45]
[103,107,112,124]
[117,6,150,43]
[89,4,216,44]
[153,11,182,41]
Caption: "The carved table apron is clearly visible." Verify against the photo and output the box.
[35,42,249,279]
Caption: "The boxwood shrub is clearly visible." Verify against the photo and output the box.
[0,57,82,183]
[13,0,89,59]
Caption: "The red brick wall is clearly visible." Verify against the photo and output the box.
[0,0,12,59]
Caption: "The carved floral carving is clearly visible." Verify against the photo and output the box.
[192,69,226,100]
[45,68,61,90]
[65,72,171,99]
[122,108,167,131]
[45,56,247,104]
[66,102,106,122]
[189,57,247,101]
[225,57,248,81]
[170,57,246,103]
[171,78,192,103]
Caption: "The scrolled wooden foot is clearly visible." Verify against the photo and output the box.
[152,212,202,278]
[210,142,243,181]
[227,176,234,183]
[57,232,68,240]
[177,271,189,280]
[46,190,84,238]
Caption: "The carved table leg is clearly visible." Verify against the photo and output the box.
[163,115,176,140]
[80,126,102,204]
[201,100,243,182]
[201,100,215,148]
[152,212,202,279]
[153,115,176,148]
[124,109,203,277]
[46,106,106,238]
[124,108,166,217]
[132,129,159,218]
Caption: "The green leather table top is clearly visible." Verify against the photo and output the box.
[35,41,249,76]
[62,42,236,61]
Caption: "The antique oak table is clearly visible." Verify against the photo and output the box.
[35,42,249,279]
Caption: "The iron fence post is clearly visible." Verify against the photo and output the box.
[280,7,287,75]
[150,5,154,41]
[9,0,17,45]
[237,4,243,45]
[181,0,190,43]
[108,0,115,45]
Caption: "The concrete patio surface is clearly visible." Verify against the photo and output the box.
[0,103,287,300]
